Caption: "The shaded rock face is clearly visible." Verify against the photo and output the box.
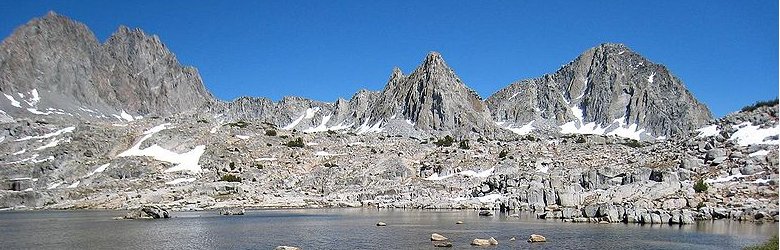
[487,43,713,138]
[0,12,214,118]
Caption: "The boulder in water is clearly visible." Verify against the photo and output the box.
[376,221,387,226]
[219,207,245,215]
[124,205,170,219]
[478,210,494,216]
[431,233,448,241]
[528,234,546,243]
[471,237,498,246]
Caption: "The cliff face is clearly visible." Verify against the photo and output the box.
[487,43,713,138]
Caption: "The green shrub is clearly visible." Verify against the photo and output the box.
[227,121,249,128]
[220,174,241,182]
[694,179,708,193]
[499,150,508,159]
[622,139,642,148]
[286,137,305,148]
[434,135,455,147]
[458,140,470,149]
[741,99,778,113]
[265,129,277,136]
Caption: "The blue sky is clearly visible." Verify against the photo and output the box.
[0,1,777,117]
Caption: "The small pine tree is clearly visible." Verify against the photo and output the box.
[458,140,470,149]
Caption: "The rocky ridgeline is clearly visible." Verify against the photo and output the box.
[0,103,775,226]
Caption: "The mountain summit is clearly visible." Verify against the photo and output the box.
[0,12,214,119]
[487,43,713,139]
[364,51,497,136]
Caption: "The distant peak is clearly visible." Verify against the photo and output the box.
[597,42,626,49]
[418,51,451,71]
[46,10,59,17]
[424,51,444,63]
[391,67,404,78]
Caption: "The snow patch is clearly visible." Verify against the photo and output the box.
[117,123,206,173]
[749,150,770,157]
[4,93,21,108]
[12,149,26,155]
[67,181,80,189]
[15,127,75,142]
[119,110,134,122]
[356,119,383,134]
[282,107,320,130]
[696,125,719,138]
[83,163,110,178]
[236,135,251,140]
[500,121,535,135]
[166,178,196,185]
[47,181,64,190]
[26,108,52,115]
[314,151,345,157]
[254,157,277,161]
[647,72,656,83]
[425,167,494,181]
[729,122,780,146]
[35,138,65,151]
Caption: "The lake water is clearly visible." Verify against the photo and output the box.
[0,209,776,249]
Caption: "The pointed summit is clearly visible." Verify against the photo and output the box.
[364,52,497,136]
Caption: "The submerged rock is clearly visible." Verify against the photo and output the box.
[376,221,387,226]
[433,241,453,247]
[274,246,300,250]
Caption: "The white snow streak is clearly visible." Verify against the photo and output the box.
[15,127,75,142]
[166,178,196,185]
[4,93,21,108]
[425,167,495,181]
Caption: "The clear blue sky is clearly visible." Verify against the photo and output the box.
[0,1,777,117]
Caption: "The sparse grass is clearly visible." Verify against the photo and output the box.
[434,135,455,147]
[286,137,305,148]
[220,174,241,182]
[622,139,642,148]
[744,235,778,250]
[741,99,778,113]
